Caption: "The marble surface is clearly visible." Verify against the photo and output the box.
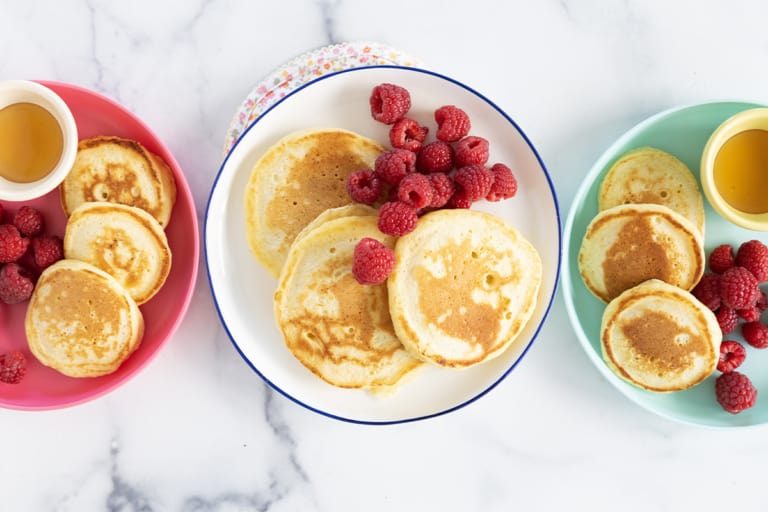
[3,1,768,510]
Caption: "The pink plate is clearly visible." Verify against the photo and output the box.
[0,81,199,410]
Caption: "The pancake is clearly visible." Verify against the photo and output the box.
[601,279,721,392]
[274,214,422,390]
[292,203,378,248]
[598,146,705,234]
[388,209,542,369]
[63,202,172,305]
[25,259,144,378]
[61,136,177,228]
[578,203,704,303]
[245,128,385,278]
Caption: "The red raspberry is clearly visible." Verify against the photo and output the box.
[453,165,494,203]
[720,266,760,309]
[427,173,455,208]
[346,169,383,205]
[486,163,518,201]
[716,307,739,335]
[396,173,433,209]
[369,83,411,124]
[758,291,768,311]
[691,272,721,311]
[31,235,63,270]
[416,141,454,173]
[737,306,762,322]
[13,206,44,237]
[454,136,490,167]
[389,117,428,152]
[374,149,416,186]
[736,240,768,282]
[709,244,735,274]
[434,105,471,142]
[377,201,418,237]
[718,340,746,372]
[0,350,26,384]
[742,321,768,348]
[446,189,472,209]
[0,262,34,304]
[0,224,30,263]
[715,371,757,414]
[0,202,4,223]
[351,237,395,285]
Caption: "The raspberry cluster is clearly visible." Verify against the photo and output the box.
[691,239,768,413]
[350,83,520,285]
[0,203,63,305]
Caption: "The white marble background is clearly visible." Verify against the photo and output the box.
[3,1,768,510]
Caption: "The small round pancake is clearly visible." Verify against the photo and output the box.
[61,136,177,228]
[598,146,705,234]
[26,259,144,378]
[64,202,172,305]
[245,128,385,278]
[578,203,704,303]
[275,214,422,390]
[601,279,721,392]
[292,203,378,248]
[388,209,542,369]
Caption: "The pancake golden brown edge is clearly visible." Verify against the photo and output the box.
[274,214,422,391]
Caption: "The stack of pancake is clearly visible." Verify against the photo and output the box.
[577,146,720,392]
[26,136,175,378]
[246,128,543,393]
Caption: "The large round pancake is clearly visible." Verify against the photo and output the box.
[61,136,177,228]
[388,209,542,369]
[292,203,378,248]
[245,128,385,278]
[598,146,705,234]
[274,214,422,390]
[25,259,144,378]
[63,202,172,305]
[578,203,704,303]
[601,279,721,392]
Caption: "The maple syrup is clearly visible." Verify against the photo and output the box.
[0,102,63,183]
[713,128,768,214]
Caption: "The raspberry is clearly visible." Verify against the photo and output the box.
[709,244,735,274]
[13,206,44,237]
[416,141,454,173]
[396,173,433,209]
[0,202,4,223]
[31,235,63,270]
[720,266,760,309]
[0,263,34,304]
[446,189,472,209]
[715,371,757,414]
[758,291,768,311]
[346,169,383,205]
[736,240,768,282]
[742,321,768,349]
[369,83,411,124]
[374,149,416,186]
[691,272,721,311]
[486,163,517,201]
[377,201,418,237]
[351,237,395,285]
[0,224,30,263]
[737,306,762,323]
[716,307,739,335]
[427,173,455,208]
[453,165,494,203]
[0,351,26,384]
[389,117,428,152]
[718,341,746,372]
[454,136,490,167]
[434,105,471,142]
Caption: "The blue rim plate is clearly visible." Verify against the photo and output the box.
[206,65,561,424]
[562,101,768,428]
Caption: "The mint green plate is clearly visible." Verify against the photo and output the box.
[562,101,768,428]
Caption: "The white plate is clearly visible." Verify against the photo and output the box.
[206,66,561,424]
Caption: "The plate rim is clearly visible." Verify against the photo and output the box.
[0,80,200,411]
[205,64,562,425]
[561,99,768,429]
